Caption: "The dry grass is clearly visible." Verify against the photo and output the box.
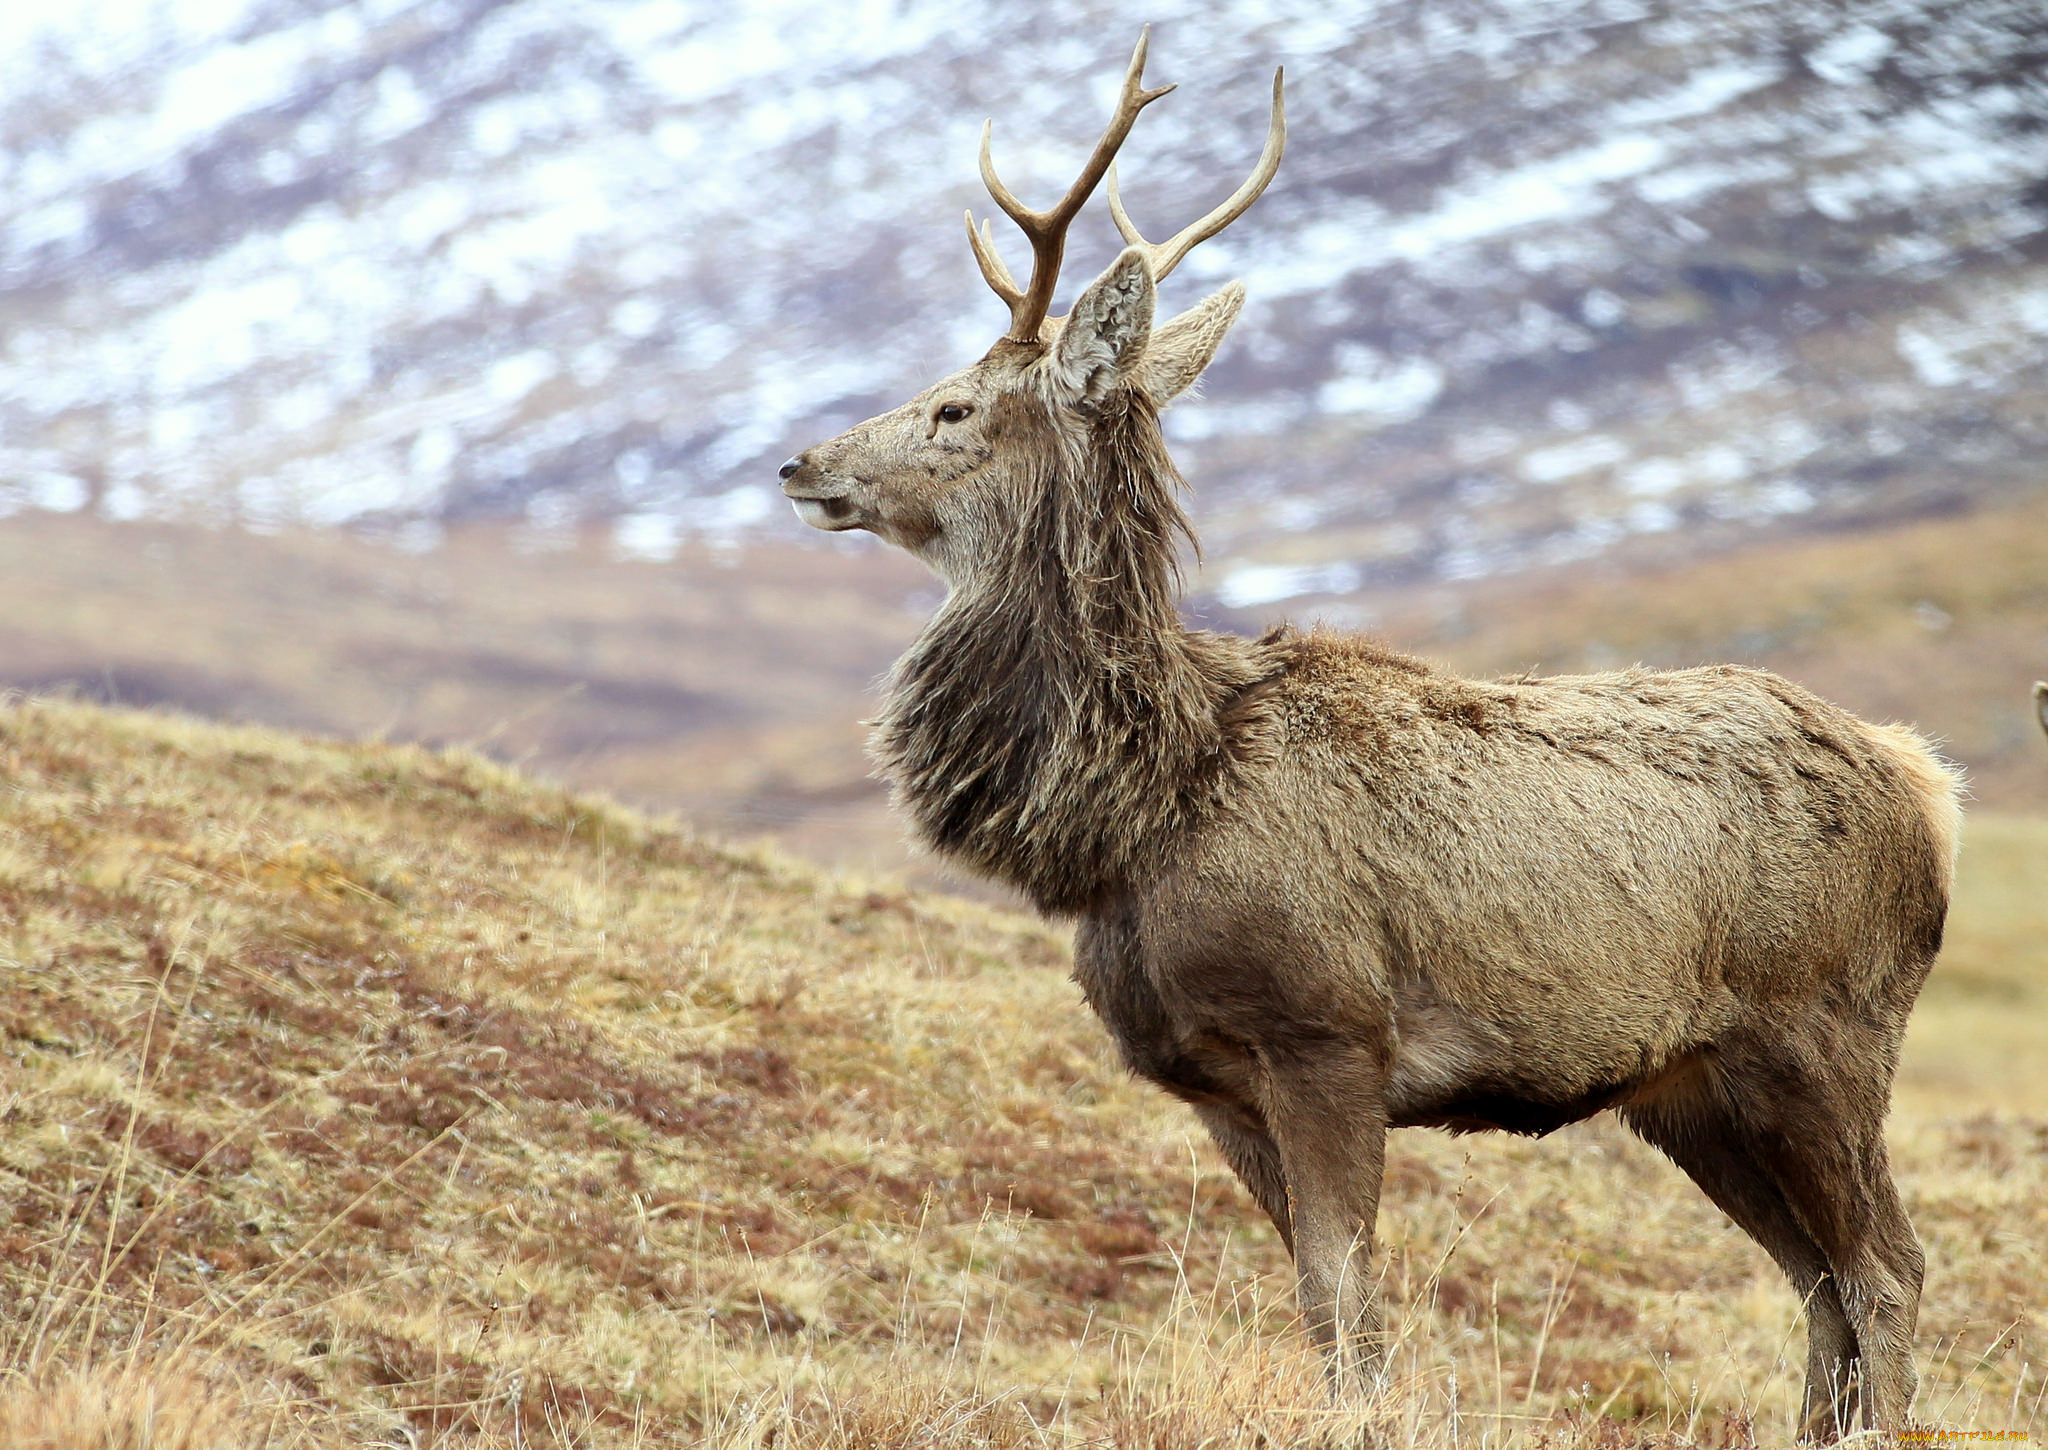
[0,1358,285,1449]
[0,696,2042,1447]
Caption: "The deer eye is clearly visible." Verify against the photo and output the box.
[936,403,973,424]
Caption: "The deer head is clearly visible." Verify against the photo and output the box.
[778,32,1284,586]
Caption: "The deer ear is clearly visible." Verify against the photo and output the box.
[1047,248,1154,403]
[1136,282,1244,404]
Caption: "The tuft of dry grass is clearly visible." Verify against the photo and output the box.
[0,696,2042,1447]
[0,1358,280,1450]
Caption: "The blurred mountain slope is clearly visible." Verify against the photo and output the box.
[1,0,2044,602]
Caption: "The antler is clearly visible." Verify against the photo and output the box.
[1106,67,1286,284]
[965,29,1177,345]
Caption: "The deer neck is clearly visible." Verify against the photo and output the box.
[870,398,1263,914]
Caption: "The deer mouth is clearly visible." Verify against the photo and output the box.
[788,495,860,531]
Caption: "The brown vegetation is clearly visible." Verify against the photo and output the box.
[0,692,2038,1444]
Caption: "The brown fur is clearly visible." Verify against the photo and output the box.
[782,193,1959,1449]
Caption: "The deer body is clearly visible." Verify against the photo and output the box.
[1082,646,1951,1134]
[782,35,1958,1440]
[1072,638,1957,1146]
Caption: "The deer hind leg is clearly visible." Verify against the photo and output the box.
[1832,1149,1923,1434]
[1721,1033,1925,1437]
[1622,1099,1861,1440]
[1759,1119,1923,1435]
[1259,1045,1389,1388]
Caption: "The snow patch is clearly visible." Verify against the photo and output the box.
[1896,324,1971,388]
[409,425,461,481]
[486,350,560,405]
[611,297,664,339]
[1317,344,1443,424]
[614,510,681,562]
[1521,434,1628,484]
[1808,26,1895,86]
[1385,134,1668,263]
[1217,560,1363,608]
[5,197,92,258]
[1613,60,1783,127]
[365,66,433,142]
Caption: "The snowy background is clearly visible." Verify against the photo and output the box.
[2,0,2045,610]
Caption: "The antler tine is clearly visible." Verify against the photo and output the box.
[1107,67,1286,284]
[969,28,1177,343]
[965,211,1023,307]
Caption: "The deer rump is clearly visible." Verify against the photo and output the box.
[1072,637,1960,1145]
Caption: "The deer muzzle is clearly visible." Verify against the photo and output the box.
[778,456,860,531]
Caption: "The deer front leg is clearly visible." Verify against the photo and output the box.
[1193,1101,1294,1255]
[1260,1044,1390,1387]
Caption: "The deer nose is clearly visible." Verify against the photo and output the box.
[778,455,804,480]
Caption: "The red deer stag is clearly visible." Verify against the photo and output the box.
[777,33,1961,1440]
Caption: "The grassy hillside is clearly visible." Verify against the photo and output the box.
[0,699,2043,1445]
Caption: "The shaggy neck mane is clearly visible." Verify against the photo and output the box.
[871,386,1266,914]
